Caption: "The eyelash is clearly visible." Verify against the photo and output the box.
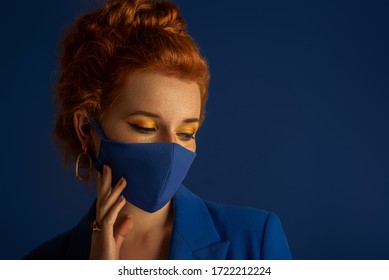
[129,123,196,141]
[177,133,196,141]
[129,123,156,133]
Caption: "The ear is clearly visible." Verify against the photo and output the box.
[73,110,93,151]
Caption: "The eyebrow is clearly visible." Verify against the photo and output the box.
[128,110,200,123]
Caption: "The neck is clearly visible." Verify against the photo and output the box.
[115,200,174,234]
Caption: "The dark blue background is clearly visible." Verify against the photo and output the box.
[1,0,388,259]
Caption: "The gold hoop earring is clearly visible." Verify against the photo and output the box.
[75,148,92,180]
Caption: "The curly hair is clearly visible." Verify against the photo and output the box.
[53,0,210,164]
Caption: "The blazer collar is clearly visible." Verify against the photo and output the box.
[169,186,230,260]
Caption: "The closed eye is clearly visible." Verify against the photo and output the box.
[129,123,156,133]
[177,132,196,141]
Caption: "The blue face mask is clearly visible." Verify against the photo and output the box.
[90,120,196,213]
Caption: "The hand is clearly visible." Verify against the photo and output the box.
[89,165,134,259]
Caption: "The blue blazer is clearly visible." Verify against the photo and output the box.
[24,186,292,259]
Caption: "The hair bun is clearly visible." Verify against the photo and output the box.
[99,0,187,34]
[63,0,187,67]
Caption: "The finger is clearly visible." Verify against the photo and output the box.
[115,216,134,249]
[99,178,126,219]
[101,195,126,233]
[96,165,109,218]
[96,171,102,211]
[100,164,113,202]
[96,165,108,211]
[103,178,126,211]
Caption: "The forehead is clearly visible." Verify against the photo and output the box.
[112,72,201,118]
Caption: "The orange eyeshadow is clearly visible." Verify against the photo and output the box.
[176,125,198,134]
[126,117,157,128]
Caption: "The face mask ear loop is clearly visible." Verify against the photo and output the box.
[90,119,107,140]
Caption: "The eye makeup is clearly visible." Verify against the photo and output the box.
[127,117,157,133]
[126,116,198,140]
[176,125,198,141]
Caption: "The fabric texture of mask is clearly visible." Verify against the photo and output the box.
[90,120,196,213]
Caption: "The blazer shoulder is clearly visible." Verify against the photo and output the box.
[23,201,95,260]
[204,200,271,232]
[23,230,72,260]
[203,200,292,259]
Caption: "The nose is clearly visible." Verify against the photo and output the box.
[158,131,177,144]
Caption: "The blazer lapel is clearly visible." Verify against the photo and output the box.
[169,186,230,260]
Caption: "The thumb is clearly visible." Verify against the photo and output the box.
[115,216,134,249]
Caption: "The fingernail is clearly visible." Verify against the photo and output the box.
[103,164,107,173]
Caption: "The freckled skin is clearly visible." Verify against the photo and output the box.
[92,71,201,154]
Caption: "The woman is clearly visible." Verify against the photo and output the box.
[25,0,292,260]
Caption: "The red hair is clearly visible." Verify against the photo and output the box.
[53,0,210,164]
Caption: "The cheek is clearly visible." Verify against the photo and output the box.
[183,140,196,153]
[121,132,154,143]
